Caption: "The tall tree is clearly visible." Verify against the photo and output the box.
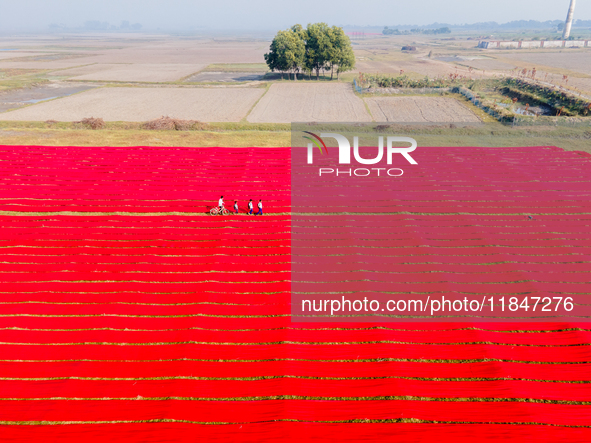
[266,23,353,81]
[265,27,306,80]
[264,31,289,79]
[286,25,306,80]
[327,26,356,80]
[305,22,333,80]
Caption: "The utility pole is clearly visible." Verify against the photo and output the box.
[562,0,577,40]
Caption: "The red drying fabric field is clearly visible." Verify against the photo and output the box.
[0,145,591,442]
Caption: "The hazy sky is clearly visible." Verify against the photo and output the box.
[1,0,590,31]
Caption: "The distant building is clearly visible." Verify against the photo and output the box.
[478,40,589,49]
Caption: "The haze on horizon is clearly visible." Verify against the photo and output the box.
[1,0,590,33]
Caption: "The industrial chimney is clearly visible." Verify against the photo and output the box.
[562,0,577,40]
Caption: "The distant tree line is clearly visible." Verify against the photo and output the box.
[265,23,355,80]
[48,21,142,32]
[383,27,451,35]
[375,19,591,33]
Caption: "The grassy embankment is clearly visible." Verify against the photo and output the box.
[0,69,51,92]
[1,121,590,153]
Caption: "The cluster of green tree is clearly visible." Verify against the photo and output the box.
[265,23,355,80]
[414,27,451,34]
[382,28,403,35]
[361,74,460,89]
[383,27,451,35]
[84,20,142,31]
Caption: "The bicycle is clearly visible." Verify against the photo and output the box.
[210,206,230,216]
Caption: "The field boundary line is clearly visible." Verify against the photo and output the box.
[4,211,591,216]
[2,375,591,383]
[241,82,272,122]
[1,395,591,406]
[2,357,589,364]
[360,96,375,122]
[0,418,589,427]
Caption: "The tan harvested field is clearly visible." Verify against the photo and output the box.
[23,41,269,65]
[365,96,481,123]
[502,50,591,76]
[0,87,265,122]
[247,83,372,123]
[356,54,478,78]
[0,36,269,97]
[0,83,97,113]
[0,37,269,72]
[0,60,97,70]
[351,36,545,81]
[0,34,149,48]
[459,59,516,71]
[351,36,494,78]
[58,63,206,82]
[49,64,127,77]
[1,33,589,124]
[514,71,591,96]
[0,52,54,60]
[442,57,517,72]
[485,52,591,95]
[555,76,591,96]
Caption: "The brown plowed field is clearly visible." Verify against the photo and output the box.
[366,96,481,123]
[247,83,372,123]
[61,64,206,82]
[0,86,265,122]
[503,51,591,76]
[0,51,52,60]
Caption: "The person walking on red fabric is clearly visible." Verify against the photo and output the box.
[255,199,263,216]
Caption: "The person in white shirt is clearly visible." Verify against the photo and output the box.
[255,199,263,216]
[248,199,253,215]
[218,196,224,211]
[234,200,239,214]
